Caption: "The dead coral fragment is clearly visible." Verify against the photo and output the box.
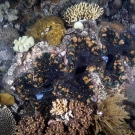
[0,93,15,106]
[26,16,66,46]
[63,2,104,25]
[50,98,68,115]
[0,105,16,135]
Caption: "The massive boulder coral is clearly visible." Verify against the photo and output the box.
[63,2,104,25]
[0,93,14,106]
[26,16,66,46]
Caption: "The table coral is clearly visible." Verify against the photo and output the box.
[26,16,66,46]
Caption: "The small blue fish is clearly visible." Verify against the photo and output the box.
[36,93,44,100]
[35,88,53,100]
[102,56,109,63]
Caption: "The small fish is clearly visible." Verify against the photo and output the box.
[36,93,44,100]
[102,56,109,63]
[35,88,53,100]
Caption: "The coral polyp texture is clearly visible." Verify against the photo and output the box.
[26,16,66,46]
[0,105,16,135]
[63,2,104,25]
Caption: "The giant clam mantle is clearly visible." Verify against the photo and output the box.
[1,0,135,134]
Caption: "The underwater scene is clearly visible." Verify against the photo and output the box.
[1,0,135,134]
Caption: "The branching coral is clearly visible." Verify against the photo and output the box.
[26,16,66,46]
[68,100,92,135]
[0,105,16,135]
[48,99,92,134]
[63,2,104,25]
[50,98,68,115]
[45,120,66,135]
[16,111,45,135]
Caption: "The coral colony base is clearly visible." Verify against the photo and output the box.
[0,0,135,135]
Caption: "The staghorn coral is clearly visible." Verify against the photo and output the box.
[26,16,66,46]
[0,92,15,106]
[50,98,68,115]
[0,105,16,135]
[63,2,104,26]
[16,111,45,135]
[91,92,129,135]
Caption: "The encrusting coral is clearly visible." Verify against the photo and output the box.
[26,16,66,46]
[0,105,16,135]
[63,2,104,26]
[0,92,15,106]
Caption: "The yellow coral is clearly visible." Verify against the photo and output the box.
[0,93,15,106]
[26,16,66,46]
[63,2,104,25]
